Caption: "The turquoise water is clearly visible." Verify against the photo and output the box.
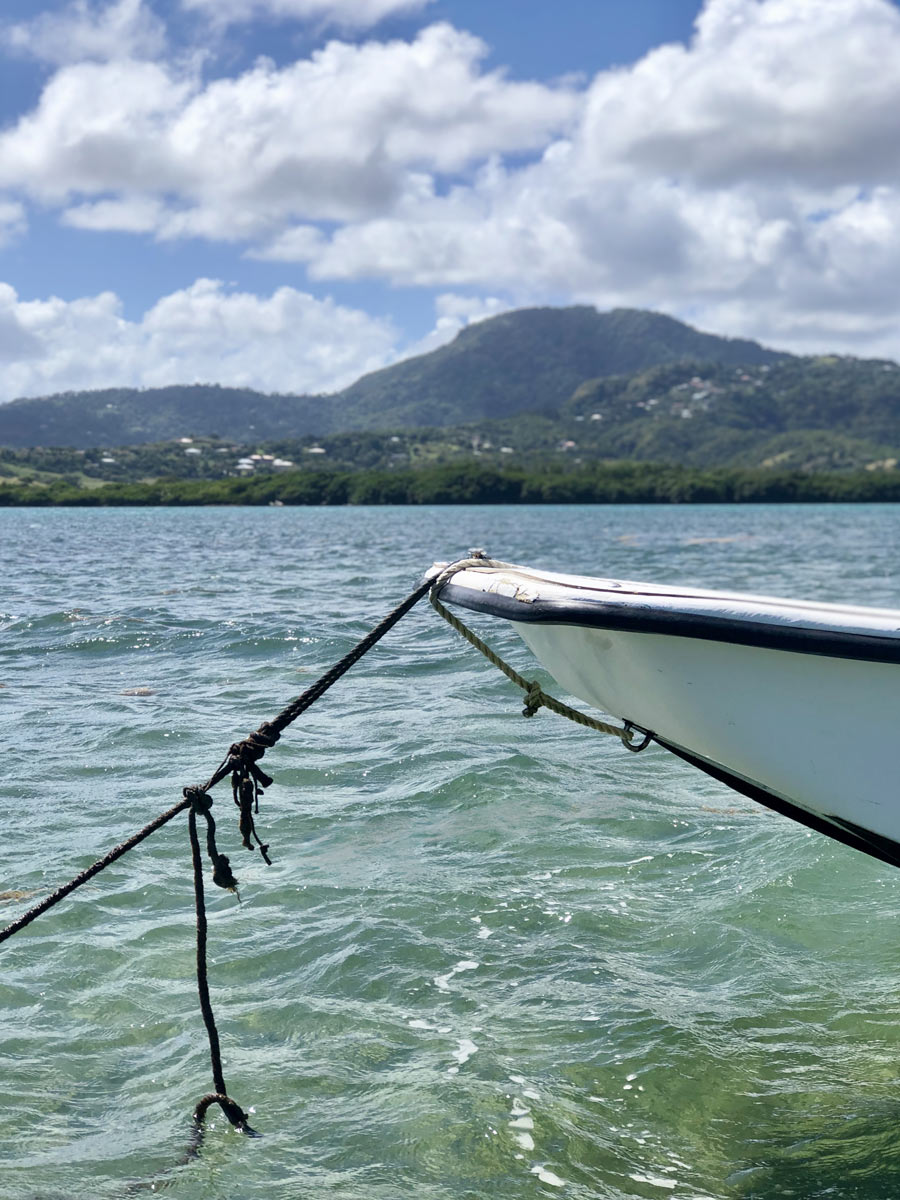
[2,503,900,1200]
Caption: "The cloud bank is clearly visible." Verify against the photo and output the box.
[0,280,401,403]
[2,0,166,65]
[3,0,900,401]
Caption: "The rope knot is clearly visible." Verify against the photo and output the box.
[189,792,240,893]
[229,733,275,789]
[184,786,213,813]
[522,680,544,718]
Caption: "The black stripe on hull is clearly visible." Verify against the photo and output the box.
[439,584,900,665]
[659,738,900,872]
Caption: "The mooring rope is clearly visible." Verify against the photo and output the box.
[0,796,195,946]
[429,557,652,750]
[0,550,649,1167]
[0,566,456,949]
[0,554,486,1151]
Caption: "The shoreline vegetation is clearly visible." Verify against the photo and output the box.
[3,461,900,506]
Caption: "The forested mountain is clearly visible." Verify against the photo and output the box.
[4,354,900,491]
[2,306,900,481]
[0,306,787,449]
[559,356,900,468]
[328,306,786,430]
[0,384,326,449]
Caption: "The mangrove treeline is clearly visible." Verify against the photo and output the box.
[2,461,900,506]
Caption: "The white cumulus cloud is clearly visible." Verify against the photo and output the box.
[0,280,401,403]
[0,23,579,243]
[2,0,166,65]
[0,59,194,202]
[277,0,900,358]
[62,195,166,233]
[3,0,900,374]
[180,0,434,29]
[0,199,27,247]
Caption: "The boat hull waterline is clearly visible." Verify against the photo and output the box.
[437,564,900,870]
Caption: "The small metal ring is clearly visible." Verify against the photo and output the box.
[623,721,654,753]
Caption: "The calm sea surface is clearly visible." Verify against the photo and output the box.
[2,503,900,1200]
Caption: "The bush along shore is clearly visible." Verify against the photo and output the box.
[2,461,900,506]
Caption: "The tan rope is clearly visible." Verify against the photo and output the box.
[429,578,641,747]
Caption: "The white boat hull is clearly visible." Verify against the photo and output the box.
[438,562,900,868]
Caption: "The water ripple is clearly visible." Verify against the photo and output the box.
[2,504,900,1199]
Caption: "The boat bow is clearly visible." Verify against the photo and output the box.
[435,562,900,869]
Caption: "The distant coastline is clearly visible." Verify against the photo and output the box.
[2,462,900,506]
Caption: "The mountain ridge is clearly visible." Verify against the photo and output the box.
[0,306,790,449]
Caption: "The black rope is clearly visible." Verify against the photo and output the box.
[1,572,436,946]
[0,566,443,1154]
[0,796,192,947]
[185,787,239,892]
[187,797,256,1138]
[192,571,439,876]
[206,570,437,794]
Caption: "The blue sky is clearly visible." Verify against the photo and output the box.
[1,0,899,402]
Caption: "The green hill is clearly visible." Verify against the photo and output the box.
[0,306,787,449]
[557,356,900,465]
[0,383,327,449]
[328,306,785,430]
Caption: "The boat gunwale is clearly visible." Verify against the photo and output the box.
[438,581,900,665]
